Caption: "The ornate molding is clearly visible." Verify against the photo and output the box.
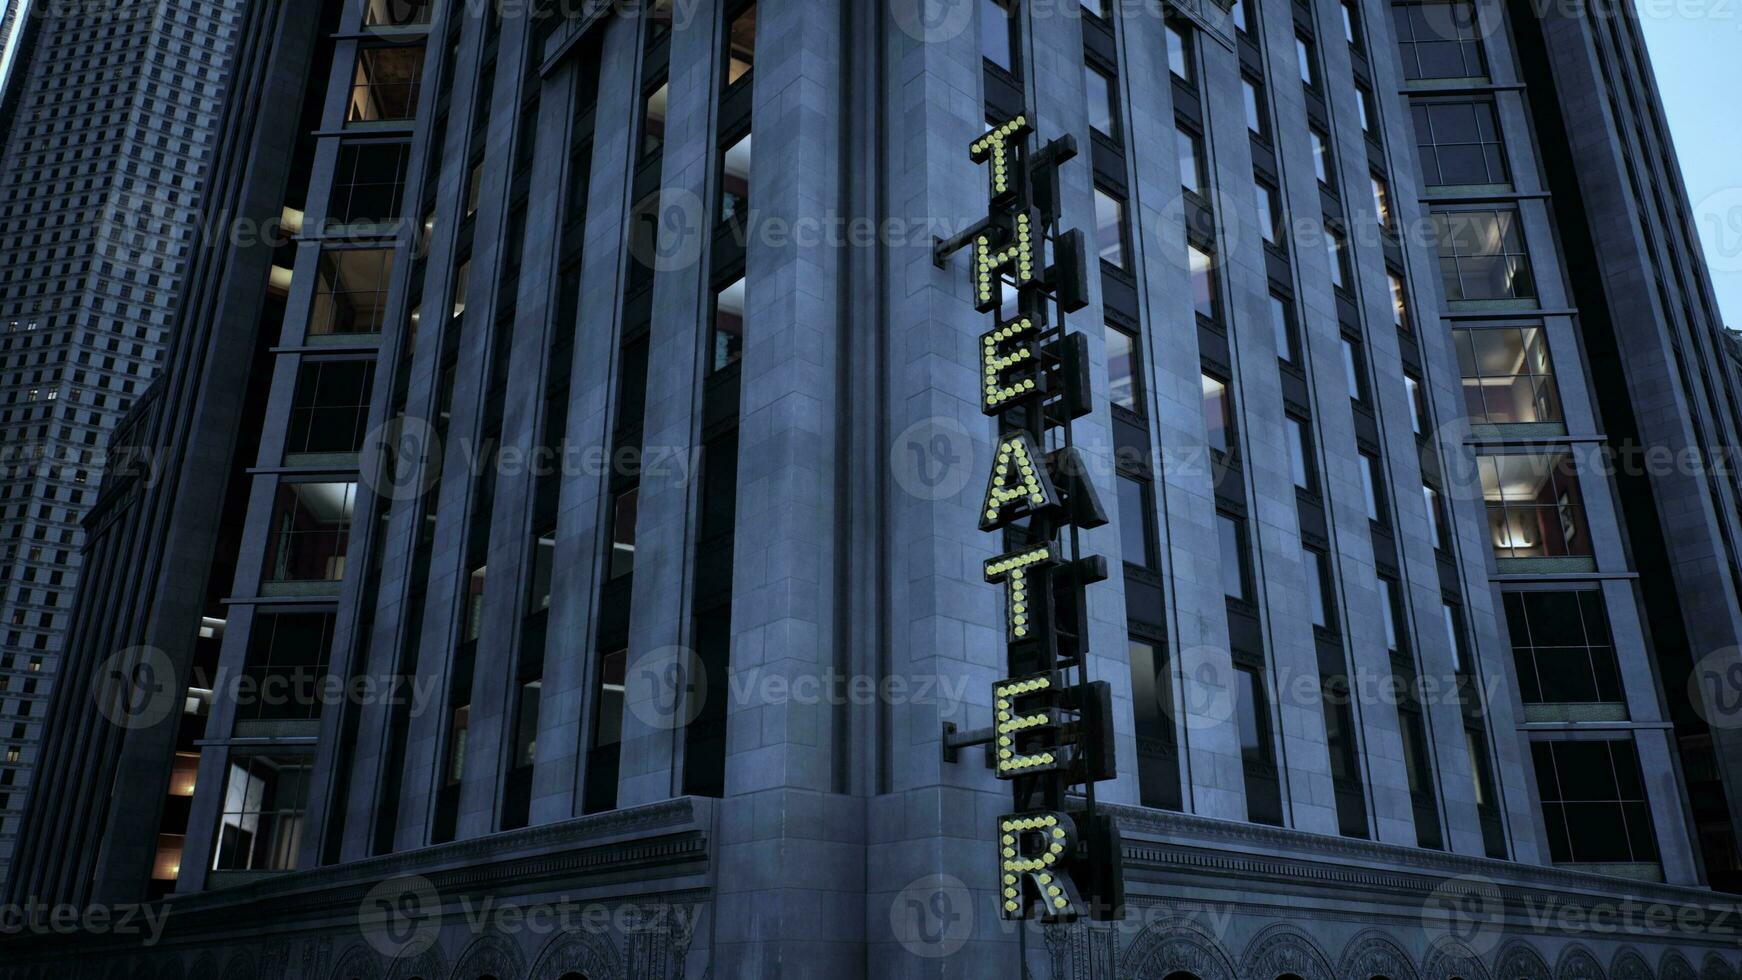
[1337,929,1419,980]
[528,930,624,980]
[1610,947,1654,980]
[385,942,449,980]
[327,942,385,980]
[1119,914,1237,980]
[1700,953,1738,980]
[1556,945,1608,980]
[1662,951,1699,980]
[1493,940,1552,980]
[1422,939,1492,980]
[1239,924,1335,980]
[450,933,526,980]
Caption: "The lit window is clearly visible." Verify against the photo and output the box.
[210,755,312,872]
[1189,244,1216,320]
[1202,372,1232,455]
[1389,272,1411,330]
[642,81,669,159]
[1453,326,1561,425]
[1479,453,1591,559]
[308,250,394,337]
[726,3,756,86]
[346,46,425,124]
[1432,208,1535,301]
[264,483,357,585]
[1371,174,1392,230]
[711,276,746,371]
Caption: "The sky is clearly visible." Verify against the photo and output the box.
[1636,0,1742,327]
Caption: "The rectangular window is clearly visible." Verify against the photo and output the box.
[1360,452,1384,522]
[1505,590,1623,704]
[1167,21,1193,80]
[309,249,394,337]
[711,276,745,371]
[211,755,312,872]
[286,360,375,458]
[982,0,1019,73]
[1303,547,1332,628]
[1443,602,1466,672]
[1231,0,1251,34]
[642,80,670,160]
[528,526,556,613]
[265,483,357,584]
[364,0,434,27]
[237,613,336,723]
[1310,126,1332,183]
[1287,416,1313,490]
[1243,77,1268,138]
[1412,99,1509,187]
[1479,453,1592,559]
[1378,576,1403,652]
[1177,124,1206,196]
[1119,476,1156,568]
[1394,0,1488,80]
[1128,640,1183,810]
[1202,372,1232,455]
[1405,374,1426,433]
[1295,35,1318,88]
[1085,62,1118,140]
[329,142,410,228]
[1342,337,1366,401]
[1189,244,1217,320]
[1432,208,1535,301]
[1424,484,1447,549]
[1218,513,1249,600]
[1326,227,1350,291]
[1342,0,1361,44]
[1255,178,1282,246]
[1531,739,1659,866]
[1106,322,1140,411]
[720,131,752,228]
[1095,189,1128,269]
[1356,83,1379,136]
[463,565,487,642]
[1269,293,1297,362]
[1371,174,1393,230]
[1389,272,1412,331]
[1453,325,1562,425]
[609,488,639,579]
[726,2,756,86]
[346,45,425,124]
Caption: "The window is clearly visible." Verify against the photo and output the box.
[1531,739,1659,865]
[1230,0,1251,34]
[1325,227,1350,291]
[1360,453,1384,522]
[1218,513,1249,600]
[211,756,312,872]
[528,527,556,612]
[641,81,669,159]
[309,250,394,337]
[329,142,410,228]
[1435,213,1532,304]
[720,131,752,228]
[1286,416,1313,489]
[1504,591,1623,704]
[725,3,755,86]
[1356,83,1379,136]
[346,46,424,124]
[1424,484,1447,549]
[1167,21,1193,80]
[1342,1,1361,45]
[1254,179,1282,246]
[1303,548,1332,628]
[1388,272,1411,331]
[1242,77,1267,138]
[265,483,357,584]
[1342,338,1366,400]
[711,276,745,371]
[1378,577,1403,652]
[609,488,639,578]
[465,162,484,218]
[1453,325,1561,424]
[1128,640,1182,811]
[1479,453,1591,559]
[1189,244,1217,320]
[1202,372,1232,455]
[1269,293,1297,362]
[1095,189,1127,269]
[1371,174,1393,230]
[982,0,1019,73]
[237,613,336,723]
[1177,124,1206,196]
[463,565,487,641]
[1085,63,1117,139]
[1443,603,1466,673]
[1106,322,1140,411]
[1310,126,1332,183]
[1234,665,1269,763]
[1404,373,1425,433]
[1295,35,1318,88]
[1118,476,1156,568]
[1412,99,1508,187]
[286,360,375,457]
[364,0,434,27]
[1394,0,1487,80]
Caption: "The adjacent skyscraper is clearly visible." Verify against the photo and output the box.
[0,0,242,886]
[10,0,1742,977]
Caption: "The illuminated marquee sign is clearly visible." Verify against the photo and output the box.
[938,115,1124,924]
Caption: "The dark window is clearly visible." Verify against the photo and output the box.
[1095,188,1128,269]
[364,0,434,27]
[211,755,312,871]
[1254,178,1282,246]
[237,613,336,722]
[1431,207,1534,301]
[1360,452,1385,522]
[609,488,639,579]
[1269,293,1297,362]
[1128,640,1182,810]
[1106,322,1140,411]
[1412,99,1509,187]
[286,360,375,457]
[641,79,669,160]
[1217,514,1249,600]
[1453,325,1561,424]
[329,142,410,227]
[309,249,394,337]
[1302,547,1332,628]
[1118,476,1156,568]
[1234,665,1270,764]
[981,0,1019,74]
[720,132,752,228]
[711,276,745,371]
[1286,416,1314,490]
[1202,372,1232,455]
[1085,62,1118,140]
[1479,453,1591,559]
[1393,0,1487,80]
[1505,591,1623,704]
[265,483,356,584]
[1531,739,1659,865]
[347,45,425,124]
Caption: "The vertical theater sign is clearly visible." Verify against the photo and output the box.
[938,115,1124,924]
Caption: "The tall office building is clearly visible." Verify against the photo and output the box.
[9,0,1742,976]
[0,0,243,887]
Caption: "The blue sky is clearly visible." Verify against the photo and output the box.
[1637,3,1742,327]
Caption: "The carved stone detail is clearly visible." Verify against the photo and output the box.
[1337,930,1419,980]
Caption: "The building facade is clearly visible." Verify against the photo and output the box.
[0,0,243,887]
[7,0,1742,977]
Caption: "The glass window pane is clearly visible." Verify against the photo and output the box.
[982,0,1017,72]
[1218,514,1247,600]
[1095,189,1127,268]
[1168,22,1192,79]
[1106,323,1139,410]
[1202,373,1231,454]
[1189,245,1216,319]
[726,3,756,85]
[1086,63,1116,138]
[1119,476,1155,567]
